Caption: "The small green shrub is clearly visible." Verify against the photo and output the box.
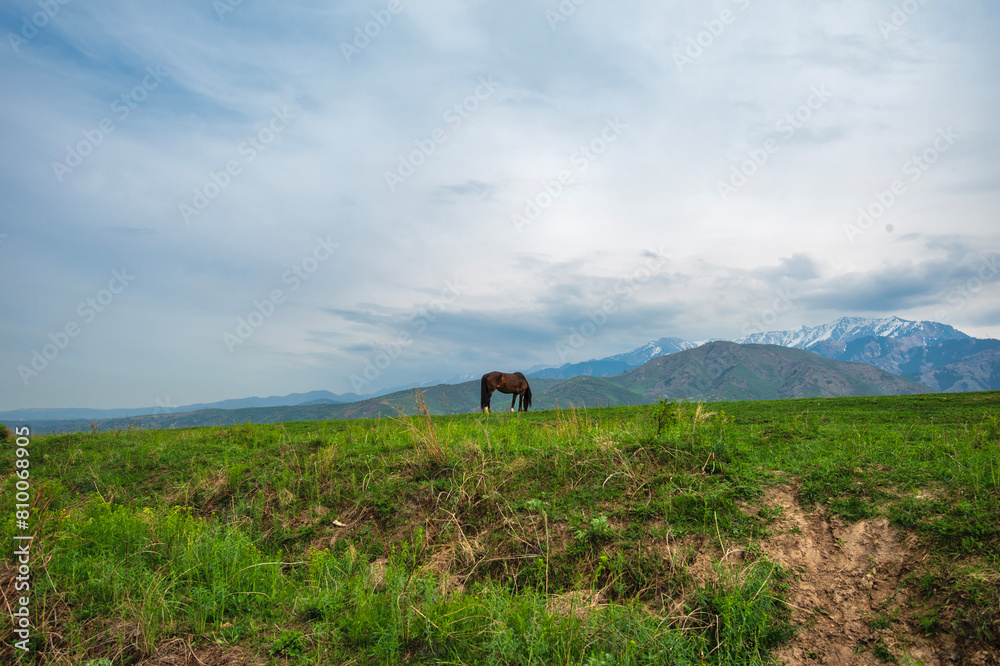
[270,629,308,657]
[573,514,614,545]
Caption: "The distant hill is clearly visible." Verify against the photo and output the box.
[529,359,634,379]
[529,337,700,379]
[612,341,929,402]
[532,318,976,383]
[0,389,361,423]
[533,316,994,389]
[804,336,1000,392]
[534,375,646,409]
[731,316,1000,393]
[602,336,702,366]
[902,344,1000,392]
[26,342,930,433]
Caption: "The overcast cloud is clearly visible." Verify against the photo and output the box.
[2,0,999,409]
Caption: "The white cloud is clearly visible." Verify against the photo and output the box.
[1,0,998,408]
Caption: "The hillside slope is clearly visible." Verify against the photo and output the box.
[612,341,929,402]
[911,346,1000,392]
[808,337,1000,391]
[739,316,1000,394]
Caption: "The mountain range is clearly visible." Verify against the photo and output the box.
[736,316,999,393]
[735,316,967,348]
[530,316,999,393]
[5,316,997,434]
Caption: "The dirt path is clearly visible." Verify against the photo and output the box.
[762,486,948,665]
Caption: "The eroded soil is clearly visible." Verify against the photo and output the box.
[761,486,995,665]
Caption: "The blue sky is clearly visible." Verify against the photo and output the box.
[2,0,999,409]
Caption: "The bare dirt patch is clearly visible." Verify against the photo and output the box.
[761,486,959,665]
[135,638,264,666]
[549,589,604,619]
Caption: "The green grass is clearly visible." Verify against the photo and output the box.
[1,392,999,663]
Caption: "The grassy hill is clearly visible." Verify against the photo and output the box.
[2,392,998,664]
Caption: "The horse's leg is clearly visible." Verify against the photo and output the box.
[510,392,517,412]
[483,388,493,413]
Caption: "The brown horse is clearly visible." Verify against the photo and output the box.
[481,371,532,413]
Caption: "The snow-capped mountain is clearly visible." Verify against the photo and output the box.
[734,316,999,392]
[529,337,706,379]
[736,316,969,349]
[530,316,996,390]
[603,337,701,367]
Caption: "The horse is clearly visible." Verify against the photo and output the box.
[481,371,532,413]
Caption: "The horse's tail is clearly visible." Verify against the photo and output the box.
[523,381,532,411]
[481,374,490,410]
